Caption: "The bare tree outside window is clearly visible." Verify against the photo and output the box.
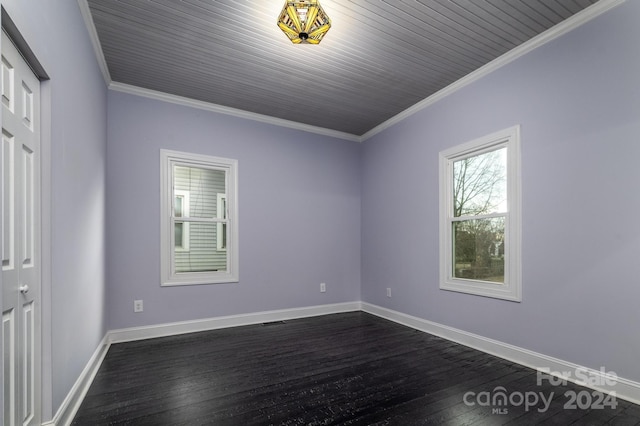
[453,149,506,217]
[440,126,521,301]
[452,148,507,282]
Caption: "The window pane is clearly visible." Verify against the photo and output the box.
[174,222,227,273]
[453,217,505,283]
[175,222,183,248]
[174,196,183,217]
[162,150,238,286]
[173,165,226,219]
[216,194,227,250]
[218,223,227,250]
[453,147,507,217]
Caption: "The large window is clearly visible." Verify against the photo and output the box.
[439,126,521,301]
[160,150,238,286]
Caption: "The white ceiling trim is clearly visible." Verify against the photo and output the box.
[78,0,624,144]
[77,0,110,84]
[360,0,626,142]
[109,82,362,142]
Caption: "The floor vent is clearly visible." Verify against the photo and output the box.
[261,320,286,326]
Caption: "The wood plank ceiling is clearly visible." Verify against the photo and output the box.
[84,0,599,137]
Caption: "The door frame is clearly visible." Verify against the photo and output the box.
[1,7,50,423]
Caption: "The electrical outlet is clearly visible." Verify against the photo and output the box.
[386,288,391,298]
[134,299,144,313]
[320,282,326,293]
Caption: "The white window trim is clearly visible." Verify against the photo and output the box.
[439,125,522,302]
[174,189,190,252]
[160,149,239,286]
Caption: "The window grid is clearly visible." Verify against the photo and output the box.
[161,150,238,286]
[439,126,521,301]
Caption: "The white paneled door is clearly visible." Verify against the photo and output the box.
[1,30,41,426]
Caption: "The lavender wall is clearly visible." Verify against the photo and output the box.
[1,0,108,418]
[106,91,361,330]
[361,1,640,382]
[1,0,634,421]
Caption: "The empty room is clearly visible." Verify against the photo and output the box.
[1,0,639,424]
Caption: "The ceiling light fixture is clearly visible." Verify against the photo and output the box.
[277,0,331,44]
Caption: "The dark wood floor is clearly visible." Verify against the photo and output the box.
[72,312,640,425]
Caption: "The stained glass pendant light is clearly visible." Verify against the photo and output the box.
[277,0,331,44]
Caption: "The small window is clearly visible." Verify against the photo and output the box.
[439,126,521,301]
[161,150,238,286]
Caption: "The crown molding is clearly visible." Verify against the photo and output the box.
[77,0,111,85]
[109,82,361,143]
[78,0,358,141]
[79,0,359,141]
[360,0,626,142]
[78,0,624,144]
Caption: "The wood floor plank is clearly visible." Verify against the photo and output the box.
[71,312,640,425]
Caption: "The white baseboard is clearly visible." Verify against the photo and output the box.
[42,335,111,426]
[361,302,640,406]
[107,301,362,344]
[46,300,639,425]
[43,302,361,425]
